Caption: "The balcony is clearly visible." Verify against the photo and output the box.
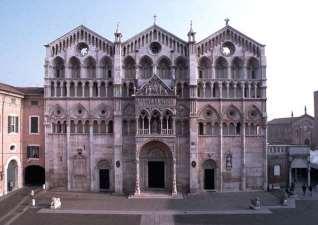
[137,129,174,136]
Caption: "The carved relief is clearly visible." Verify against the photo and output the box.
[136,75,174,96]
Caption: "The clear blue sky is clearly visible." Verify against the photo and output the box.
[0,0,317,119]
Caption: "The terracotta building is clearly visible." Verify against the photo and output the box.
[18,87,45,186]
[0,83,24,196]
[267,92,318,189]
[44,19,267,195]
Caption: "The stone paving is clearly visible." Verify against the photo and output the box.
[34,189,281,212]
[2,188,312,225]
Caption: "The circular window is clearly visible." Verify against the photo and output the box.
[221,41,235,57]
[101,110,106,115]
[10,145,15,151]
[78,109,82,114]
[56,110,61,115]
[77,43,89,57]
[149,42,161,54]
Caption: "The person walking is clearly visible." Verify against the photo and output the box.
[302,183,307,196]
[309,185,313,196]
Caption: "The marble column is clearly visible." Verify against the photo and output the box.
[172,155,177,196]
[135,149,141,195]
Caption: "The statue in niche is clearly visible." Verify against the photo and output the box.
[151,118,160,134]
[73,153,86,176]
[225,152,232,170]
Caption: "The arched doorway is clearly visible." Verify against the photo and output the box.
[24,165,45,186]
[137,141,176,194]
[97,160,112,191]
[7,160,18,192]
[202,159,217,190]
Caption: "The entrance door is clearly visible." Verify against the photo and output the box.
[99,169,109,190]
[148,161,165,188]
[25,166,45,186]
[204,169,215,190]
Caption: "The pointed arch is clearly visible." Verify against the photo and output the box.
[139,55,153,79]
[157,56,172,79]
[215,57,228,79]
[247,57,260,79]
[231,57,243,79]
[198,56,212,79]
[100,56,112,79]
[52,56,65,78]
[123,56,136,79]
[68,56,81,79]
[83,56,96,79]
[175,56,188,80]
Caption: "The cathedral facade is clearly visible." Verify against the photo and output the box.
[44,20,267,195]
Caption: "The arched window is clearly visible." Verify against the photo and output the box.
[108,120,113,134]
[77,121,83,133]
[84,57,96,79]
[247,58,260,79]
[84,82,90,97]
[206,123,212,135]
[157,57,171,79]
[222,123,228,135]
[273,165,281,176]
[151,110,161,134]
[100,56,112,79]
[100,82,106,97]
[215,57,228,79]
[123,56,136,79]
[107,82,113,97]
[84,120,90,134]
[56,121,62,133]
[93,82,98,97]
[236,122,241,135]
[128,83,134,96]
[70,120,75,133]
[93,120,98,134]
[69,57,80,79]
[100,120,107,133]
[231,57,243,79]
[53,57,65,78]
[139,56,153,79]
[198,57,212,79]
[198,122,204,135]
[123,120,128,136]
[77,82,83,97]
[175,57,188,80]
[213,122,220,136]
[229,123,236,135]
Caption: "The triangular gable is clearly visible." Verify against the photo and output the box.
[197,25,264,56]
[122,24,187,54]
[198,25,264,46]
[136,74,174,96]
[48,25,113,45]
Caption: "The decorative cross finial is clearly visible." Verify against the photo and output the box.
[115,22,120,33]
[225,18,230,26]
[305,105,307,114]
[153,14,157,25]
[291,111,294,117]
[189,20,193,33]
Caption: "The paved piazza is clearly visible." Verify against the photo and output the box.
[0,188,316,225]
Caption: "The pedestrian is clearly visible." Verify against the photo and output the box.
[309,185,313,196]
[302,183,307,196]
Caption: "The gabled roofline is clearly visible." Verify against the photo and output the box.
[46,25,113,46]
[197,25,265,47]
[137,74,174,95]
[123,24,187,45]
